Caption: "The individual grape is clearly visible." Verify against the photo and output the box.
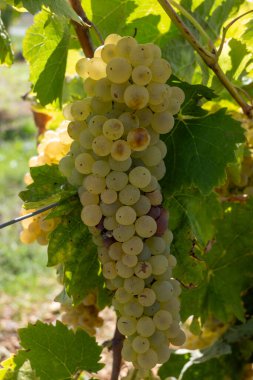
[84,174,106,194]
[100,200,121,217]
[103,118,124,140]
[75,57,90,78]
[108,242,124,260]
[132,65,152,86]
[146,236,166,255]
[106,171,128,191]
[59,155,75,177]
[134,261,152,279]
[116,36,138,58]
[166,321,181,339]
[169,329,186,346]
[75,152,94,174]
[166,99,181,115]
[153,310,172,330]
[122,236,143,255]
[101,189,118,204]
[111,82,130,103]
[119,184,140,206]
[79,129,94,149]
[80,191,99,206]
[156,140,167,159]
[122,254,138,267]
[70,99,91,121]
[91,97,111,114]
[106,57,132,84]
[113,224,135,242]
[171,86,185,104]
[98,247,110,263]
[124,84,149,110]
[129,167,151,189]
[92,160,110,177]
[135,215,157,238]
[101,43,117,63]
[81,204,102,226]
[94,45,103,57]
[150,58,172,83]
[88,115,107,136]
[146,189,163,206]
[116,206,137,225]
[135,108,153,127]
[149,255,168,275]
[86,57,106,80]
[133,195,151,216]
[109,156,132,172]
[129,44,154,66]
[92,135,112,156]
[127,128,150,151]
[132,336,150,354]
[142,176,159,193]
[117,316,137,336]
[137,348,158,370]
[141,146,162,167]
[103,261,117,279]
[94,78,112,101]
[83,77,96,96]
[138,288,156,307]
[147,83,167,105]
[104,33,122,45]
[67,168,84,186]
[152,281,174,302]
[124,300,144,318]
[138,244,152,261]
[111,140,131,161]
[149,160,166,180]
[115,287,133,303]
[116,261,135,278]
[119,112,139,135]
[136,316,155,337]
[67,121,86,140]
[124,276,145,295]
[151,111,174,134]
[156,344,171,363]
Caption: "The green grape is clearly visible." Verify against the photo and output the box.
[84,174,106,194]
[113,224,135,242]
[103,118,124,140]
[92,159,110,177]
[101,43,117,63]
[116,206,137,225]
[106,171,128,191]
[106,57,132,83]
[135,215,157,238]
[149,58,172,83]
[111,140,131,161]
[124,84,149,110]
[101,189,118,204]
[132,336,150,354]
[75,152,95,174]
[81,204,102,226]
[124,299,144,318]
[80,191,99,206]
[134,261,153,279]
[138,288,156,307]
[116,36,138,58]
[132,65,152,86]
[129,44,154,66]
[122,236,143,255]
[136,316,155,337]
[92,135,112,156]
[117,316,137,336]
[129,166,151,189]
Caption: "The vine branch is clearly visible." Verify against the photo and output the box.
[0,201,60,229]
[110,326,124,380]
[158,0,253,118]
[69,0,95,58]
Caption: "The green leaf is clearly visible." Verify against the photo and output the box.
[23,11,70,106]
[17,321,103,380]
[165,189,222,246]
[226,39,252,81]
[180,200,253,322]
[158,353,190,379]
[48,205,110,305]
[19,164,76,208]
[8,0,81,23]
[161,109,244,194]
[0,16,14,66]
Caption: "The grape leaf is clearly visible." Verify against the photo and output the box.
[161,108,244,194]
[23,11,70,106]
[0,16,14,66]
[165,189,222,246]
[180,200,253,322]
[19,164,76,208]
[158,353,190,379]
[16,321,103,380]
[48,205,110,306]
[7,0,81,23]
[226,39,252,81]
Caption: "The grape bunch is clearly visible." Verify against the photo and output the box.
[60,33,186,370]
[61,292,103,336]
[20,121,72,245]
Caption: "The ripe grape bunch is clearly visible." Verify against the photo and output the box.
[60,33,186,370]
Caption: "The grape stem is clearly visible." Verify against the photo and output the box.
[110,326,124,380]
[68,0,103,58]
[0,201,61,229]
[157,0,253,118]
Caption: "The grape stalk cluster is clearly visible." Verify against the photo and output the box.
[60,33,186,370]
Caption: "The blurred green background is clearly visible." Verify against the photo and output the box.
[0,5,59,360]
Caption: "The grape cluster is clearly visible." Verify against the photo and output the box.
[61,292,103,336]
[60,33,186,370]
[20,208,60,245]
[20,121,72,245]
